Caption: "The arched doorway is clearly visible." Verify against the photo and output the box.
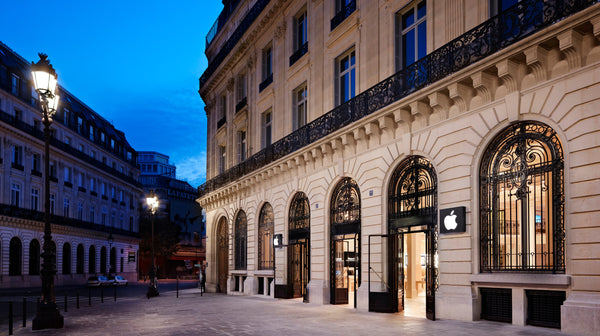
[388,155,437,320]
[89,246,96,274]
[258,203,274,270]
[29,239,41,275]
[110,247,117,275]
[216,217,229,293]
[289,192,310,302]
[100,246,107,275]
[62,243,71,275]
[330,177,361,307]
[76,244,85,274]
[9,237,22,276]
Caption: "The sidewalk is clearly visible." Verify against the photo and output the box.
[3,288,572,336]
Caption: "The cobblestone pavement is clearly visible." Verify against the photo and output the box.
[2,288,571,336]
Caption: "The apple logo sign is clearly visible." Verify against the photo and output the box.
[444,210,458,230]
[440,207,466,234]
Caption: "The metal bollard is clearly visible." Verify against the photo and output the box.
[101,287,104,303]
[77,291,80,309]
[9,301,13,335]
[22,297,26,327]
[114,286,117,302]
[64,294,68,312]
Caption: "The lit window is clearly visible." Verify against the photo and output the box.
[237,131,247,163]
[11,183,21,207]
[293,83,308,130]
[336,48,356,105]
[262,109,272,148]
[395,1,426,70]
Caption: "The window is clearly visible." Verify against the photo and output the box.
[78,202,84,220]
[77,116,83,133]
[237,131,247,163]
[336,48,356,105]
[34,119,41,130]
[50,193,55,214]
[101,182,107,196]
[258,203,274,270]
[14,109,22,121]
[78,172,85,188]
[110,138,115,149]
[90,205,95,223]
[293,84,308,130]
[218,145,226,174]
[331,0,356,30]
[111,210,116,227]
[31,188,39,211]
[11,74,19,95]
[32,153,41,173]
[29,239,41,275]
[291,9,308,65]
[100,132,105,143]
[218,95,226,122]
[237,73,247,103]
[64,109,70,126]
[119,214,124,229]
[64,136,71,146]
[62,243,71,274]
[9,237,22,276]
[63,197,70,217]
[89,125,95,141]
[490,0,519,16]
[480,121,564,272]
[78,144,84,152]
[11,183,21,207]
[90,177,96,192]
[90,150,96,159]
[12,145,23,166]
[395,1,426,70]
[49,160,56,178]
[262,43,273,82]
[64,166,72,183]
[111,186,116,199]
[234,210,248,270]
[119,190,124,202]
[262,109,272,148]
[101,208,107,226]
[129,216,134,231]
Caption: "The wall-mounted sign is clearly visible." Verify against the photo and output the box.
[273,233,283,248]
[439,206,466,234]
[128,251,136,263]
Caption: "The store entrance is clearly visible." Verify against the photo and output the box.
[331,234,359,307]
[289,239,309,302]
[394,231,427,317]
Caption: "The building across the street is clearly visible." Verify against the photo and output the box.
[138,151,204,278]
[0,41,142,288]
[198,0,600,335]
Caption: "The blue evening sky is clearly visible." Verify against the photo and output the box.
[1,1,223,187]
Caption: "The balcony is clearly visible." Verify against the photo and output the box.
[198,0,597,197]
[0,203,139,237]
[217,116,227,129]
[31,170,42,177]
[289,42,308,67]
[64,181,73,188]
[331,0,356,31]
[11,163,24,171]
[235,97,247,113]
[259,74,273,92]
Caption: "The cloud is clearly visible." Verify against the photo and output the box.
[171,152,207,187]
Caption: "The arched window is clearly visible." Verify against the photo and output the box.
[100,246,107,274]
[89,246,96,274]
[388,155,437,231]
[480,121,564,272]
[76,244,85,274]
[234,210,247,270]
[29,239,41,275]
[216,217,229,293]
[331,178,361,229]
[258,203,274,270]
[62,243,72,274]
[289,192,310,233]
[9,237,22,276]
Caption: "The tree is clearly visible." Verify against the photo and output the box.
[139,213,181,262]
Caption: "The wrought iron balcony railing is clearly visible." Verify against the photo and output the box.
[0,109,142,188]
[331,0,357,31]
[0,203,140,237]
[289,42,309,67]
[259,74,273,92]
[199,0,598,197]
[236,97,248,113]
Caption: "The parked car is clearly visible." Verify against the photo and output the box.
[108,275,128,286]
[87,275,110,287]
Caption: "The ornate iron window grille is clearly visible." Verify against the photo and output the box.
[289,192,310,240]
[289,42,309,67]
[479,121,564,273]
[330,178,361,234]
[258,203,274,270]
[198,0,596,197]
[234,210,248,270]
[331,0,357,31]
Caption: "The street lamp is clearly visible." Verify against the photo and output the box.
[108,231,114,275]
[146,191,159,298]
[31,53,64,330]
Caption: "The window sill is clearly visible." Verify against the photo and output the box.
[470,273,570,287]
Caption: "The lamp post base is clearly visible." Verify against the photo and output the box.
[32,302,64,330]
[146,284,160,298]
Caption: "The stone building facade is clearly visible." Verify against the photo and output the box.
[198,1,600,334]
[0,42,142,287]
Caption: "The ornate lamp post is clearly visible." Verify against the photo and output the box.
[108,231,114,274]
[146,192,159,298]
[31,53,64,330]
